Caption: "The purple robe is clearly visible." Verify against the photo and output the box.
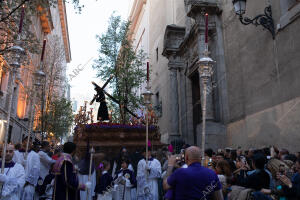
[52,153,81,200]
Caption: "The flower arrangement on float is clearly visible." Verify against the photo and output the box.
[74,122,158,132]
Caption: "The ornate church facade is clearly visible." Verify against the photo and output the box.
[128,0,300,151]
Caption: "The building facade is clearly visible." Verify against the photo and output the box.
[0,0,71,144]
[129,0,300,152]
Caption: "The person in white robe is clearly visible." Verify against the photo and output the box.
[0,144,26,200]
[113,159,137,200]
[77,147,97,200]
[22,142,41,200]
[38,141,55,181]
[78,168,97,200]
[137,148,161,200]
[12,143,25,166]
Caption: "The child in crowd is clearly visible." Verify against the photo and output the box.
[114,159,137,200]
[95,160,113,200]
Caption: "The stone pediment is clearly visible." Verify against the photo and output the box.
[185,0,222,17]
[162,24,186,58]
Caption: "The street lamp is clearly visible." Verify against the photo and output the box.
[7,45,25,68]
[232,0,275,39]
[0,2,26,176]
[34,69,46,141]
[34,69,46,86]
[142,62,153,178]
[25,69,45,157]
[198,50,214,166]
[1,44,25,173]
[232,0,246,15]
[87,147,95,200]
[143,90,153,106]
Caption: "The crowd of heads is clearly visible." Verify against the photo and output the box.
[202,146,300,171]
[0,139,65,163]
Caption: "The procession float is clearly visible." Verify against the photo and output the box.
[73,69,165,161]
[73,101,164,159]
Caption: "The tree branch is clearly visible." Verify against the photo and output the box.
[0,0,29,23]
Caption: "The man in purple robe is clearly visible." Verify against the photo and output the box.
[52,142,91,200]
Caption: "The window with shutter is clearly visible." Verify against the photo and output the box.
[278,0,300,30]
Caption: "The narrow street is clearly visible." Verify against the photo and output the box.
[0,0,300,200]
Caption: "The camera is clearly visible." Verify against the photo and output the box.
[279,164,285,175]
[208,158,213,166]
[175,153,185,167]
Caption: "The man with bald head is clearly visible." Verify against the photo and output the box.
[0,144,26,200]
[163,146,223,200]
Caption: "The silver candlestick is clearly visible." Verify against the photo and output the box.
[198,46,214,166]
[1,43,24,173]
[142,82,153,178]
[25,69,45,158]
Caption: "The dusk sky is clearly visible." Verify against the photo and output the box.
[66,0,131,112]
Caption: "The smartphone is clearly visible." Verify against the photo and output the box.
[279,164,285,175]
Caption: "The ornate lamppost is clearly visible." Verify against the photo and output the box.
[1,44,25,173]
[25,39,46,156]
[0,2,26,178]
[1,3,27,168]
[1,6,26,172]
[232,0,275,39]
[0,10,26,199]
[142,62,153,170]
[25,69,45,157]
[87,146,95,200]
[197,13,215,165]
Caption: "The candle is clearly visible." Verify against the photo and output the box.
[19,5,25,34]
[205,13,208,44]
[41,39,47,62]
[147,62,149,82]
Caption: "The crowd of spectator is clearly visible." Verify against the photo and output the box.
[1,140,299,200]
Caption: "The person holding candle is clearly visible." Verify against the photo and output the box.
[113,158,137,200]
[137,147,162,200]
[0,144,26,200]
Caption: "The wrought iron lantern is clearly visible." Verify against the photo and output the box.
[7,45,25,69]
[33,69,46,87]
[142,90,153,106]
[198,55,214,83]
[233,0,246,15]
[232,0,275,39]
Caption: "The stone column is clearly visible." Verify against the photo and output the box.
[168,62,180,138]
[177,69,183,136]
[162,24,186,142]
[214,15,230,123]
